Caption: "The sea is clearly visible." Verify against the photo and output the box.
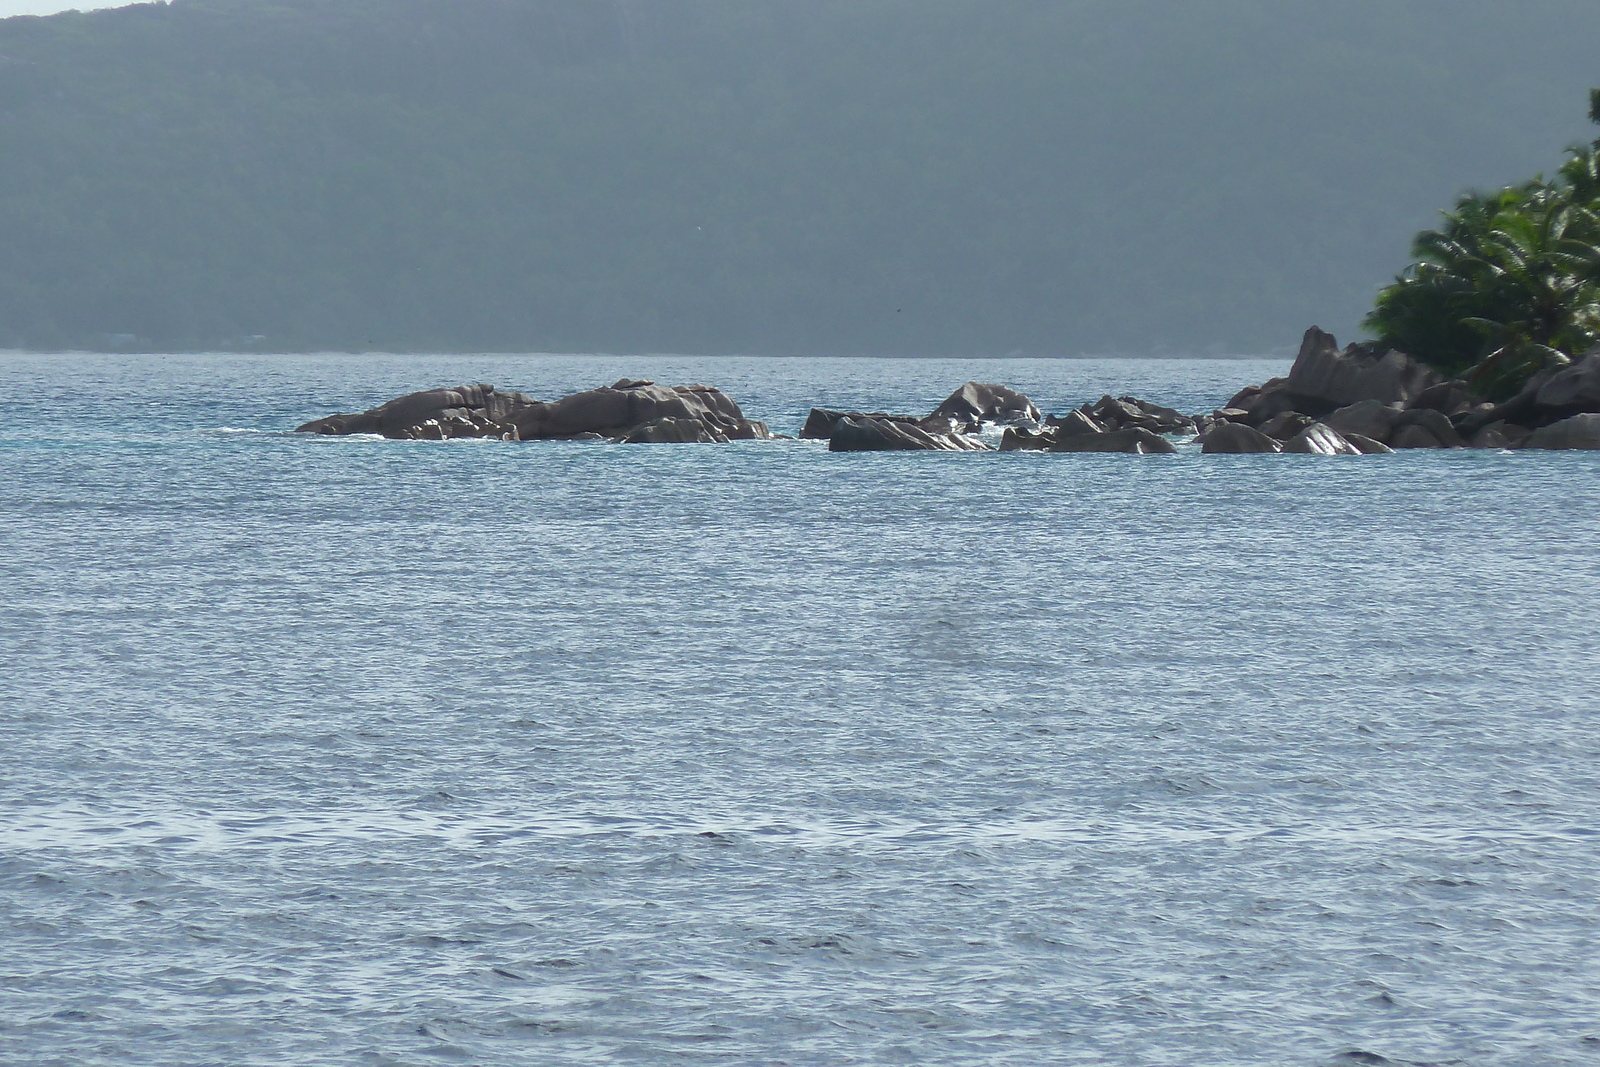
[3,351,1599,1067]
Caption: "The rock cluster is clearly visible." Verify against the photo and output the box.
[801,382,1039,451]
[1201,327,1600,451]
[295,379,771,443]
[293,332,1600,454]
[1000,395,1193,454]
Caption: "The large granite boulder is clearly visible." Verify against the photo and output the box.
[1408,379,1485,417]
[1043,409,1107,437]
[1199,422,1282,454]
[1389,408,1464,449]
[619,417,725,444]
[1282,423,1362,455]
[801,408,922,440]
[1519,412,1600,450]
[1077,395,1195,435]
[1222,328,1442,426]
[1468,421,1531,449]
[509,379,768,441]
[828,416,991,452]
[998,427,1054,451]
[1048,427,1178,454]
[999,397,1189,452]
[1284,327,1441,410]
[1454,351,1600,437]
[1532,350,1600,417]
[1341,433,1396,455]
[295,383,536,439]
[296,379,769,443]
[1323,399,1403,443]
[929,382,1041,431]
[1258,411,1317,441]
[807,380,1039,444]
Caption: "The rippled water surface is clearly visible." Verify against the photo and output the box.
[4,352,1600,1066]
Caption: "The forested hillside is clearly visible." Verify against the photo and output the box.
[2,0,1599,354]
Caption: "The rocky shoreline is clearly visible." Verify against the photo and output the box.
[294,328,1600,452]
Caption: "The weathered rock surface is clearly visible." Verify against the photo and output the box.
[1220,328,1441,428]
[1258,411,1317,441]
[1204,326,1600,448]
[801,408,927,440]
[510,380,769,441]
[1390,408,1464,449]
[1454,350,1600,438]
[1468,421,1531,449]
[929,382,1041,432]
[997,395,1188,454]
[1200,422,1283,454]
[828,416,991,452]
[1409,379,1484,417]
[296,383,534,439]
[1519,412,1600,450]
[803,380,1034,447]
[1284,327,1442,410]
[1534,351,1600,411]
[1323,399,1403,443]
[1043,409,1106,438]
[297,379,770,444]
[1077,395,1195,435]
[1048,426,1178,454]
[998,427,1054,451]
[1282,423,1362,455]
[1341,432,1395,455]
[618,417,723,444]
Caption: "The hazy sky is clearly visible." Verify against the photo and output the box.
[0,0,109,15]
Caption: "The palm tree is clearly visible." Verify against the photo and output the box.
[1365,136,1600,397]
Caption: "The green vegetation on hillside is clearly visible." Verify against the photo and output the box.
[2,0,1600,354]
[1365,90,1600,397]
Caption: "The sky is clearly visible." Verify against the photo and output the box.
[0,0,114,15]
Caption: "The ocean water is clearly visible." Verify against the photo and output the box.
[3,351,1600,1067]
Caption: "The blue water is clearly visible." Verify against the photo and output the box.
[3,352,1600,1067]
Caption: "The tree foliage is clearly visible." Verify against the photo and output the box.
[1365,94,1600,396]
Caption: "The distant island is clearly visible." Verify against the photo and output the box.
[3,0,1600,355]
